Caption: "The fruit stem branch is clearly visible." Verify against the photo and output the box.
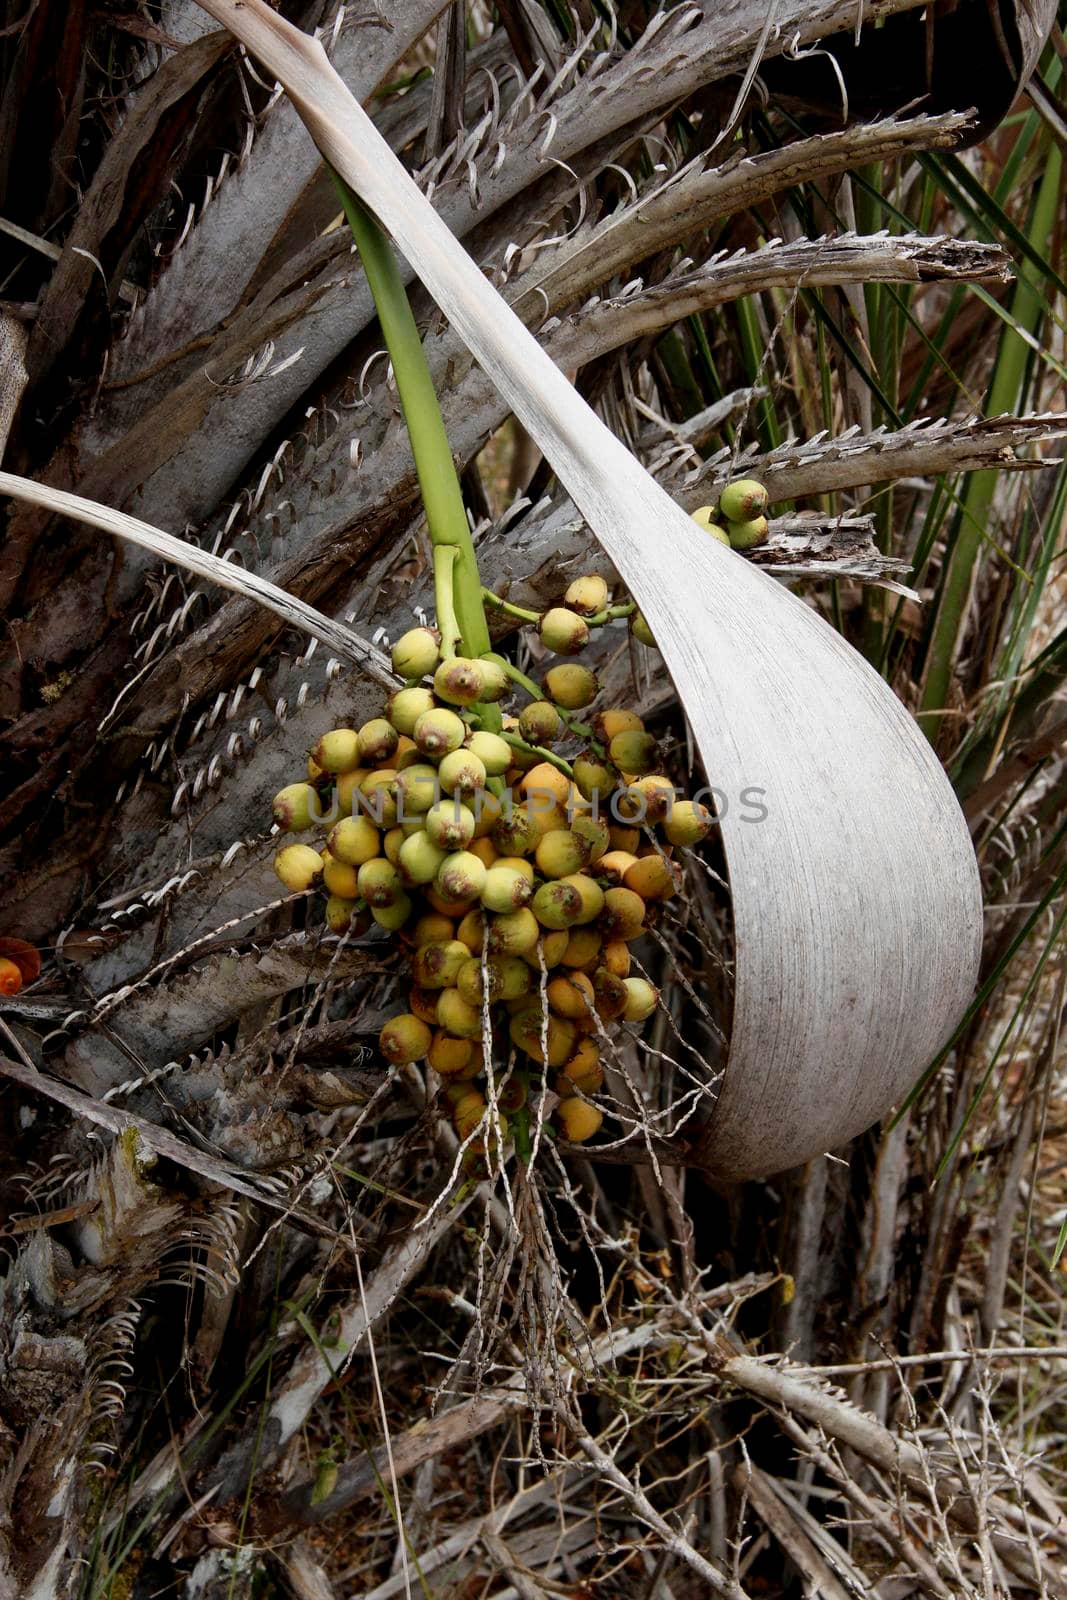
[481,587,541,624]
[499,731,575,779]
[495,659,595,744]
[331,173,499,729]
[433,545,461,659]
[585,602,636,626]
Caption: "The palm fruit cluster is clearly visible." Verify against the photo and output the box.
[270,537,727,1155]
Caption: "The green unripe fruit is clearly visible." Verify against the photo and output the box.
[413,939,471,989]
[391,626,441,680]
[437,748,487,797]
[719,477,769,523]
[691,505,730,544]
[560,873,604,925]
[328,814,381,866]
[543,663,597,709]
[476,657,511,703]
[466,730,512,776]
[379,1013,432,1064]
[622,976,659,1021]
[557,1097,603,1143]
[388,686,436,736]
[481,864,534,914]
[509,1008,577,1068]
[727,515,769,550]
[313,728,362,773]
[519,701,562,745]
[272,782,323,832]
[414,707,466,758]
[535,829,590,879]
[436,850,488,903]
[357,857,403,907]
[274,844,324,893]
[631,612,657,649]
[539,606,589,655]
[425,800,476,850]
[434,657,485,706]
[601,886,646,941]
[570,813,610,863]
[609,730,657,775]
[358,717,399,765]
[325,895,363,934]
[372,893,412,931]
[573,753,616,802]
[531,879,584,931]
[398,830,447,886]
[663,799,714,847]
[436,987,483,1039]
[564,574,610,615]
[488,907,540,956]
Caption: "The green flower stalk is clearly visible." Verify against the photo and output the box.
[332,173,499,727]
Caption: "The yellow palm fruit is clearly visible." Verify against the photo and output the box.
[628,774,677,824]
[592,707,643,743]
[509,1007,577,1067]
[539,606,589,654]
[358,717,399,765]
[325,895,363,935]
[560,927,602,970]
[322,854,360,899]
[598,850,639,885]
[434,657,486,706]
[663,800,714,846]
[690,503,728,541]
[438,747,487,797]
[524,929,569,968]
[481,864,534,914]
[564,574,610,615]
[328,814,379,866]
[437,987,483,1039]
[413,912,454,946]
[557,1098,603,1142]
[471,790,504,839]
[272,782,322,832]
[313,728,362,773]
[413,706,466,758]
[274,844,324,893]
[531,878,584,931]
[395,762,439,817]
[372,894,412,931]
[391,625,441,680]
[543,663,597,708]
[394,735,420,770]
[409,985,441,1025]
[609,823,641,853]
[495,1073,528,1113]
[469,836,498,869]
[624,854,676,901]
[573,753,616,802]
[456,908,487,953]
[592,965,629,1021]
[427,1031,475,1077]
[622,977,659,1021]
[476,657,510,702]
[387,685,436,735]
[601,940,631,978]
[457,955,531,1006]
[398,830,446,886]
[519,700,562,745]
[555,1038,603,1097]
[334,767,369,814]
[307,755,325,782]
[490,806,538,857]
[360,770,399,828]
[379,1014,432,1063]
[357,857,403,907]
[466,730,512,776]
[560,873,604,925]
[488,907,540,956]
[546,970,595,1021]
[601,886,647,941]
[630,612,656,648]
[425,886,475,919]
[425,800,476,851]
[436,851,488,903]
[382,826,405,866]
[520,762,572,809]
[535,828,591,879]
[452,1090,487,1141]
[413,939,471,989]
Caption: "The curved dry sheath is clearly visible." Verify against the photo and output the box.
[196,0,983,1180]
